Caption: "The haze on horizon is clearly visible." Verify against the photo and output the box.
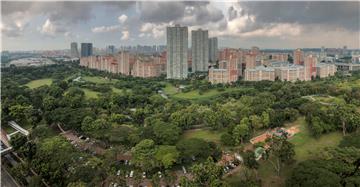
[1,1,359,51]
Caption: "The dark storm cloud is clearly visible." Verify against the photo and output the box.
[240,1,360,31]
[1,1,135,37]
[139,1,187,23]
[138,1,224,25]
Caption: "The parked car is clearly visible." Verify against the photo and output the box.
[130,170,134,178]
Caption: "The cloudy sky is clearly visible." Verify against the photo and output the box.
[1,1,359,51]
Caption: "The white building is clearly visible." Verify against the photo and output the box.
[166,24,188,79]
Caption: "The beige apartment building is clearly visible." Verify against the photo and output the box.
[132,55,166,78]
[293,48,304,65]
[79,52,130,75]
[275,65,305,81]
[244,66,275,81]
[316,63,337,78]
[212,55,242,84]
[208,68,229,84]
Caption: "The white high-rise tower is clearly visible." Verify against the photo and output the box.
[166,24,188,79]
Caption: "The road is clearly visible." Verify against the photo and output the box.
[1,167,20,187]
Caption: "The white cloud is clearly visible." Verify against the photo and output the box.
[118,14,128,24]
[92,25,121,33]
[121,30,129,40]
[140,22,171,39]
[40,19,57,36]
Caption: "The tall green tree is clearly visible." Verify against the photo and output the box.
[265,137,295,176]
[131,139,157,171]
[233,117,250,144]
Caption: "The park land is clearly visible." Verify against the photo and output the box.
[1,62,360,187]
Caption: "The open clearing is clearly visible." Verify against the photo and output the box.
[163,83,242,101]
[82,88,100,99]
[82,76,114,84]
[181,128,224,144]
[227,117,343,187]
[25,78,53,89]
[289,117,342,161]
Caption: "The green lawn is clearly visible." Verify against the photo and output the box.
[82,76,114,84]
[82,88,100,99]
[163,83,178,95]
[181,129,224,144]
[163,83,242,101]
[337,79,360,90]
[313,95,345,105]
[25,78,53,89]
[289,117,343,161]
[112,87,124,94]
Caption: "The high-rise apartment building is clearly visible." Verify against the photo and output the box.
[245,54,257,69]
[251,46,260,56]
[304,54,317,80]
[70,42,79,58]
[209,37,218,63]
[115,51,130,75]
[166,24,188,79]
[81,43,93,57]
[293,48,304,65]
[191,29,209,72]
[106,45,115,55]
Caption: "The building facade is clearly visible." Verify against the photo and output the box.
[81,43,93,57]
[293,48,304,65]
[245,66,275,81]
[106,45,115,55]
[70,42,79,58]
[191,29,209,72]
[304,54,318,80]
[316,63,337,78]
[132,55,166,78]
[166,24,188,79]
[209,37,218,63]
[80,52,130,75]
[275,65,305,81]
[208,68,229,84]
[115,52,130,75]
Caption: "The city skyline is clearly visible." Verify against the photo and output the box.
[1,1,360,51]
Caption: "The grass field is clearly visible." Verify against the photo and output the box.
[82,88,100,99]
[289,117,342,161]
[337,79,360,90]
[181,128,224,144]
[82,76,114,84]
[163,83,242,101]
[313,95,345,105]
[25,78,53,89]
[163,83,178,95]
[111,87,124,94]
